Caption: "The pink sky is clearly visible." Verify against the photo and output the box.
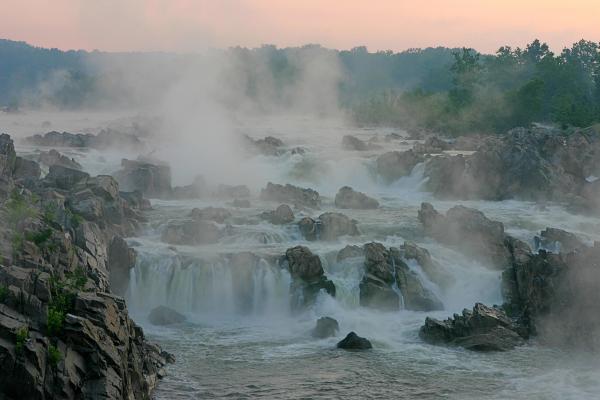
[2,0,599,53]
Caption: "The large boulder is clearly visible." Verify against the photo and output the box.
[334,186,379,209]
[419,303,525,351]
[244,135,285,156]
[282,246,335,309]
[418,202,515,269]
[13,157,41,181]
[298,212,359,241]
[261,204,294,224]
[336,245,364,262]
[311,316,339,339]
[37,149,82,170]
[535,227,586,253]
[376,150,423,183]
[260,182,320,209]
[148,305,187,326]
[108,236,136,296]
[44,165,90,190]
[114,158,172,198]
[337,332,372,349]
[391,249,443,311]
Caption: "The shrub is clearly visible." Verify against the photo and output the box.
[5,190,37,227]
[46,307,65,336]
[26,228,53,247]
[15,326,29,353]
[0,285,8,302]
[47,345,62,367]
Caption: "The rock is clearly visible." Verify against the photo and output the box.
[171,176,207,199]
[391,249,443,311]
[341,135,379,151]
[13,157,41,181]
[148,306,186,326]
[359,243,399,311]
[312,317,339,338]
[25,130,91,147]
[414,136,450,154]
[44,165,90,190]
[244,135,285,156]
[25,129,143,150]
[419,303,524,351]
[215,184,250,199]
[336,245,364,262]
[318,212,359,241]
[260,182,320,209]
[334,186,379,209]
[190,207,231,223]
[37,149,82,170]
[261,204,294,224]
[298,217,318,241]
[232,198,251,208]
[282,246,335,309]
[536,227,586,253]
[114,158,172,198]
[399,241,453,288]
[337,332,372,349]
[161,220,220,245]
[376,150,423,183]
[108,236,136,296]
[418,202,514,269]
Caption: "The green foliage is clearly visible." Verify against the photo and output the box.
[47,345,62,367]
[25,228,53,247]
[15,326,28,354]
[11,232,24,255]
[5,190,37,227]
[42,203,57,224]
[0,285,8,302]
[46,268,88,336]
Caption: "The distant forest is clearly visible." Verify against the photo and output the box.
[1,38,599,134]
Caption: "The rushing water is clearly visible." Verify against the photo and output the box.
[9,112,600,399]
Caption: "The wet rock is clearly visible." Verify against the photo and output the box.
[108,236,136,296]
[399,241,453,288]
[172,176,207,199]
[161,220,220,245]
[336,245,364,262]
[393,257,444,311]
[359,243,399,311]
[260,182,320,209]
[535,227,586,254]
[37,149,82,170]
[13,157,41,181]
[334,186,379,209]
[318,212,359,241]
[232,198,251,208]
[114,158,172,198]
[148,306,187,326]
[312,316,339,339]
[25,129,143,150]
[283,246,336,309]
[341,135,380,151]
[298,217,318,241]
[337,332,372,349]
[261,204,294,224]
[44,165,90,190]
[419,303,524,351]
[418,202,514,269]
[376,150,423,183]
[244,135,285,156]
[190,207,231,224]
[413,136,450,154]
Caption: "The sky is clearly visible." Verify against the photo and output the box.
[1,0,599,54]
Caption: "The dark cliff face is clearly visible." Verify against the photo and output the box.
[0,134,172,400]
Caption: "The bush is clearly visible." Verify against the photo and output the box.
[0,285,8,302]
[26,228,53,247]
[46,307,65,336]
[15,326,29,353]
[47,345,62,367]
[5,190,37,227]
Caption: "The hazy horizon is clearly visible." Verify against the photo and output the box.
[2,0,600,54]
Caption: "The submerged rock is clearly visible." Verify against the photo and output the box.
[148,306,187,326]
[260,182,320,209]
[375,150,423,183]
[334,186,379,209]
[419,303,525,351]
[312,316,339,339]
[337,332,372,349]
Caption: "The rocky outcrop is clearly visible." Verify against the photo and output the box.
[44,165,90,190]
[413,136,450,154]
[336,245,364,262]
[420,303,525,351]
[298,212,359,241]
[535,227,586,254]
[337,332,372,349]
[375,150,423,183]
[25,129,143,150]
[261,204,294,224]
[161,220,220,245]
[108,236,136,296]
[423,127,600,207]
[171,176,207,199]
[281,246,335,310]
[260,182,320,209]
[418,202,515,269]
[37,149,82,170]
[311,316,339,339]
[114,158,172,198]
[359,242,442,312]
[148,306,186,326]
[334,186,379,209]
[0,134,171,399]
[13,157,41,182]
